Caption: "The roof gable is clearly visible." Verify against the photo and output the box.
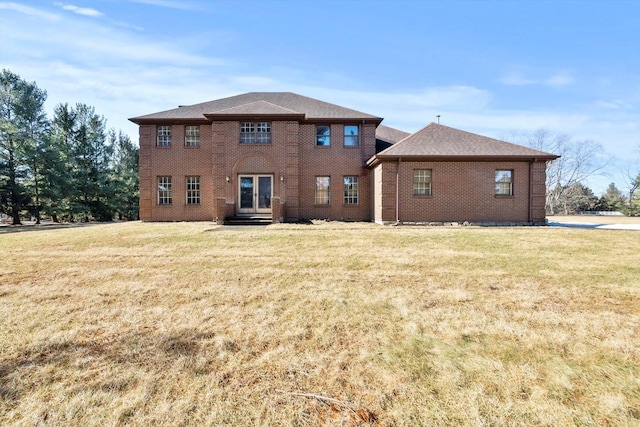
[377,123,558,160]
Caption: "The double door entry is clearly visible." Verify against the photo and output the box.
[238,175,272,214]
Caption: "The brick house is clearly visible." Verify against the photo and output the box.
[129,92,558,225]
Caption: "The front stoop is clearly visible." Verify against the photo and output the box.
[224,215,273,226]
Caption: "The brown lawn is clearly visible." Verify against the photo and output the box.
[1,222,639,426]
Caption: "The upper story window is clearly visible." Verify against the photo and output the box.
[495,170,513,195]
[344,125,359,147]
[185,125,200,147]
[413,169,432,196]
[157,125,171,147]
[240,122,271,144]
[316,125,331,146]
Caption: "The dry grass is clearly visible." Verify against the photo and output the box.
[1,221,639,426]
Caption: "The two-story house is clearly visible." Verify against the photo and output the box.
[129,92,558,225]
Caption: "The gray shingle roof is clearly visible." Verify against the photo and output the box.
[210,100,302,116]
[129,92,382,124]
[375,124,411,144]
[377,123,558,160]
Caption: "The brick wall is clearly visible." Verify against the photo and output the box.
[139,121,378,222]
[137,121,549,224]
[297,123,376,221]
[375,160,545,223]
[139,123,215,221]
[530,161,548,224]
[138,125,152,220]
[212,120,298,220]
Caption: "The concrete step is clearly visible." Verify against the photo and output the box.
[224,216,272,226]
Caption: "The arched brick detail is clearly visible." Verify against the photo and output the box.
[232,152,278,175]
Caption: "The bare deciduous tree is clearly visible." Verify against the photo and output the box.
[507,128,610,214]
[619,143,640,210]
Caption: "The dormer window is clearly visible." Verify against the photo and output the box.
[240,122,271,144]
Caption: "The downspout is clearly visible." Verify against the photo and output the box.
[396,158,401,224]
[528,159,535,224]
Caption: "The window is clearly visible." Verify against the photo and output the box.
[186,176,200,205]
[185,125,200,147]
[495,170,513,195]
[413,169,432,196]
[343,176,359,205]
[157,176,172,205]
[315,176,330,205]
[316,125,330,146]
[240,122,271,144]
[344,125,359,147]
[157,125,171,147]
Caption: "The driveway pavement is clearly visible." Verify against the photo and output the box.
[548,220,640,231]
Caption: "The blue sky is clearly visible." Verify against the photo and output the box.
[1,0,638,193]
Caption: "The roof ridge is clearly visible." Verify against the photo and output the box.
[377,122,435,155]
[376,122,558,159]
[436,123,560,155]
[210,99,302,115]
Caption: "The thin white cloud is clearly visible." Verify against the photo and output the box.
[230,76,279,86]
[594,99,634,110]
[306,86,493,119]
[130,0,205,11]
[54,2,103,17]
[111,20,144,31]
[0,1,60,20]
[2,7,228,67]
[499,75,536,86]
[545,73,575,87]
[500,71,575,87]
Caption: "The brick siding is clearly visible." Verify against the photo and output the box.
[138,121,549,224]
[139,121,378,222]
[373,160,548,224]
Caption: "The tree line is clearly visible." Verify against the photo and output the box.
[0,69,138,225]
[2,68,638,224]
[509,128,640,216]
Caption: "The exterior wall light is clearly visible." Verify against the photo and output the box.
[225,175,231,183]
[280,174,285,183]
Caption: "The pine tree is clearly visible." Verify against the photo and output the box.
[109,129,139,220]
[0,69,47,224]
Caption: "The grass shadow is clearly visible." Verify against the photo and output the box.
[0,222,117,235]
[0,327,217,405]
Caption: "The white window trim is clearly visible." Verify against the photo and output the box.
[185,125,200,147]
[343,176,359,205]
[344,125,359,147]
[157,125,171,147]
[495,170,514,196]
[157,176,172,205]
[315,176,330,205]
[186,176,200,205]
